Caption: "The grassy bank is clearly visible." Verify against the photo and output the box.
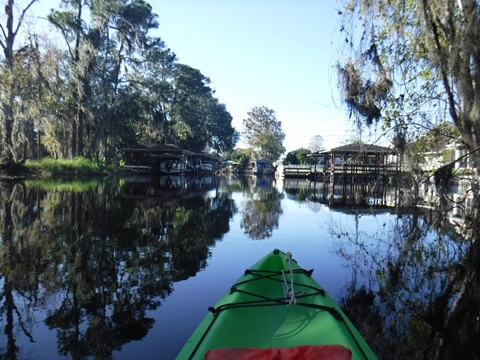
[25,157,117,178]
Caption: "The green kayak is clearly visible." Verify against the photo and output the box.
[176,249,377,360]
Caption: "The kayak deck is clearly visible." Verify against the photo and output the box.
[176,249,377,359]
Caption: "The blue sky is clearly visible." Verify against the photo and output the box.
[32,0,361,153]
[150,0,357,152]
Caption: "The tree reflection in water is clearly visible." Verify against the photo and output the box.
[0,176,235,359]
[0,174,478,359]
[240,176,284,240]
[324,173,480,359]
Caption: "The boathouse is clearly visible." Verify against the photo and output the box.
[279,142,397,180]
[123,144,220,174]
[314,142,397,180]
[123,144,192,174]
[250,159,273,175]
[222,160,242,173]
[190,151,219,173]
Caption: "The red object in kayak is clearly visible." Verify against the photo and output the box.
[205,344,352,360]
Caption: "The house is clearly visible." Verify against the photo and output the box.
[416,141,475,173]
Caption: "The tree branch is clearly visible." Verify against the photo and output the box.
[0,24,7,50]
[13,0,38,38]
[420,0,460,132]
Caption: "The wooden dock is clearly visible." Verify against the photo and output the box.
[277,165,325,180]
[278,164,398,182]
[280,165,310,178]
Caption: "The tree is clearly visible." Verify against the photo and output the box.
[0,1,236,168]
[242,106,285,162]
[170,64,237,152]
[308,135,325,152]
[282,151,297,165]
[5,35,45,162]
[337,6,480,355]
[0,0,37,165]
[226,148,252,168]
[48,0,159,159]
[48,0,94,158]
[128,41,177,146]
[90,0,160,160]
[205,100,239,154]
[282,147,311,165]
[337,0,480,163]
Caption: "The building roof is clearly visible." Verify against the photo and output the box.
[125,144,191,154]
[326,142,393,153]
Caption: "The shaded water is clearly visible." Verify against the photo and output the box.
[0,175,478,359]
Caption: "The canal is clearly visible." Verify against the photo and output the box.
[0,175,478,359]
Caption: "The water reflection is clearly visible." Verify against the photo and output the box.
[0,174,478,359]
[282,177,397,208]
[327,175,480,359]
[240,176,284,240]
[0,177,235,359]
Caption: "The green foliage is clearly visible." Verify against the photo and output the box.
[24,178,102,192]
[282,148,312,165]
[338,0,480,158]
[296,148,312,165]
[242,106,286,162]
[169,64,238,152]
[413,122,461,154]
[224,148,252,168]
[453,169,474,177]
[25,157,113,177]
[206,100,239,154]
[0,0,237,171]
[283,151,298,165]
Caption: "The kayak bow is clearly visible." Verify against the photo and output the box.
[176,249,377,359]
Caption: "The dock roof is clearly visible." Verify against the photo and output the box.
[326,142,393,153]
[125,144,191,154]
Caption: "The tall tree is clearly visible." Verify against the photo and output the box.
[337,0,480,161]
[32,36,72,159]
[338,5,480,354]
[5,35,44,162]
[242,106,285,162]
[48,0,97,157]
[170,64,237,153]
[48,0,159,159]
[170,64,212,150]
[90,0,159,160]
[128,41,177,145]
[0,0,37,165]
[204,99,238,154]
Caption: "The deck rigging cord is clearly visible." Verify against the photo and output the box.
[281,251,304,305]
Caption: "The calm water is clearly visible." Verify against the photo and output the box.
[0,175,478,359]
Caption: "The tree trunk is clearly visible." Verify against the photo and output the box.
[1,0,37,164]
[2,0,16,163]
